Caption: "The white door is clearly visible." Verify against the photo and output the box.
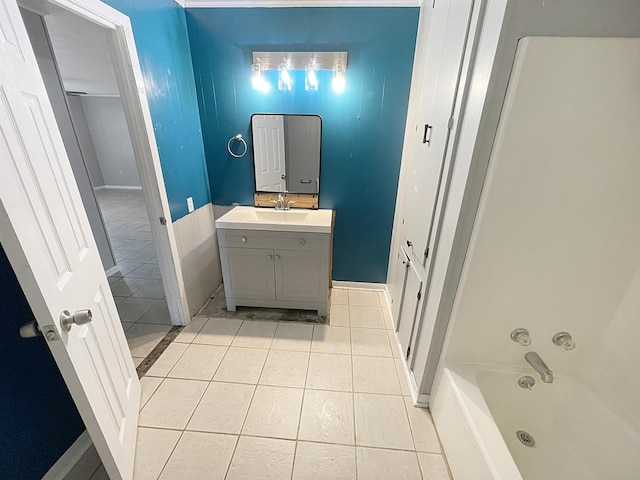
[396,259,423,361]
[401,0,474,265]
[252,114,286,191]
[0,2,139,479]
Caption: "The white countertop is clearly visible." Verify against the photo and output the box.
[215,206,333,233]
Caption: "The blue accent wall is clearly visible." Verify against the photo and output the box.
[185,8,419,282]
[0,246,85,479]
[101,0,210,221]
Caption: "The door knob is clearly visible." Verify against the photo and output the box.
[60,309,93,332]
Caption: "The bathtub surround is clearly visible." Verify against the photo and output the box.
[186,7,419,283]
[425,3,640,477]
[102,0,210,221]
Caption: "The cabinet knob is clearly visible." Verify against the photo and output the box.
[275,255,280,261]
[299,238,306,245]
[241,236,247,243]
[268,254,273,260]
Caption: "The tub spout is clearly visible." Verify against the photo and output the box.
[525,352,553,383]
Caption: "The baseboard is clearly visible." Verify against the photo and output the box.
[381,284,392,311]
[105,265,119,277]
[331,281,385,291]
[94,185,142,191]
[42,430,92,480]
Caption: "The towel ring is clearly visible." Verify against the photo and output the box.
[227,134,248,158]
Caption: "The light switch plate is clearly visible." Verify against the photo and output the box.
[187,197,194,213]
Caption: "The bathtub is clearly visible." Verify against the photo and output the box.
[430,366,640,480]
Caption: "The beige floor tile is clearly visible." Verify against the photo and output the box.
[404,398,441,453]
[330,288,349,305]
[292,442,356,480]
[231,320,277,349]
[354,393,414,450]
[298,389,355,445]
[121,321,135,331]
[213,347,268,384]
[193,317,243,346]
[348,289,380,307]
[349,306,385,329]
[226,436,295,480]
[125,323,171,358]
[351,328,392,357]
[139,378,207,429]
[356,447,422,480]
[311,325,351,354]
[382,306,394,330]
[352,356,401,394]
[417,453,451,479]
[271,322,314,352]
[187,381,255,434]
[140,376,163,410]
[306,353,352,392]
[395,358,413,396]
[158,431,237,480]
[133,357,145,367]
[145,342,188,377]
[242,385,304,439]
[110,277,149,297]
[329,304,350,327]
[174,317,207,343]
[259,350,309,388]
[133,427,181,480]
[167,344,227,381]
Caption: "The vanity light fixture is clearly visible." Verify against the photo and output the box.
[332,61,345,94]
[252,51,347,93]
[278,62,292,91]
[305,61,318,92]
[251,60,270,92]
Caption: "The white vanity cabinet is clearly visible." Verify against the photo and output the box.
[216,216,332,316]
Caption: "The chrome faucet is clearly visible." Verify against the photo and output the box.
[273,193,286,211]
[525,352,553,383]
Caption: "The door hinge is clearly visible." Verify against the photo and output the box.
[417,290,422,301]
[406,346,411,359]
[424,247,429,260]
[448,117,455,129]
[159,216,167,225]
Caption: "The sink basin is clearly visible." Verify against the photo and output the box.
[215,206,332,233]
[246,210,310,223]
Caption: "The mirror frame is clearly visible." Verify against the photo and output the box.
[250,113,323,196]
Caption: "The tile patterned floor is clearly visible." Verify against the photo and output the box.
[96,189,172,365]
[85,288,452,480]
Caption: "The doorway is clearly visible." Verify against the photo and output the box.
[19,2,190,360]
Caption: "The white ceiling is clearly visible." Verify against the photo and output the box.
[45,9,120,96]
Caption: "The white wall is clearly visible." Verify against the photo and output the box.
[66,94,104,187]
[81,96,140,188]
[442,37,640,429]
[173,204,222,316]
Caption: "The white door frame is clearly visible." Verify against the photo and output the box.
[20,0,190,326]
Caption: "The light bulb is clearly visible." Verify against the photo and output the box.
[305,63,318,92]
[332,64,345,94]
[278,63,292,91]
[252,62,270,92]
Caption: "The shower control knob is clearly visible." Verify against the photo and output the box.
[552,332,575,350]
[510,328,531,346]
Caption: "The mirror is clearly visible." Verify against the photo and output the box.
[251,114,321,194]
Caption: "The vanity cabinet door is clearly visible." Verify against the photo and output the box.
[220,247,276,300]
[274,249,326,303]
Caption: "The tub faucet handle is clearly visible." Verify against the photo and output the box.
[552,332,575,350]
[510,328,531,346]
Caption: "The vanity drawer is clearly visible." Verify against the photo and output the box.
[218,229,329,252]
